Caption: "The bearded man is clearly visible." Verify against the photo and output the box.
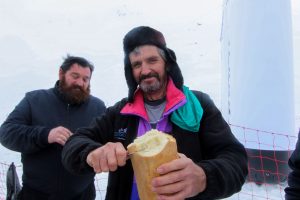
[0,55,106,200]
[62,26,248,200]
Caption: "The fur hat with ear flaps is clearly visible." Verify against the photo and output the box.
[123,26,184,102]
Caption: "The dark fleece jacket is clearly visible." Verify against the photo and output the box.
[0,82,106,199]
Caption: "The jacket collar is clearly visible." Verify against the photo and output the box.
[121,78,185,120]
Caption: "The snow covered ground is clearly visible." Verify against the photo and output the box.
[0,0,299,199]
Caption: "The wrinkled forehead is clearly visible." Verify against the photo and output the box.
[129,45,166,61]
[67,63,92,77]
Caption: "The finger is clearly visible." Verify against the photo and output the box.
[55,135,67,145]
[106,149,118,171]
[115,145,127,166]
[156,190,186,200]
[93,159,102,173]
[107,153,118,171]
[90,155,102,173]
[157,157,185,175]
[86,155,93,167]
[61,134,68,141]
[87,149,102,173]
[152,170,182,187]
[56,137,66,146]
[99,153,109,172]
[61,129,72,137]
[152,180,184,196]
[57,126,72,136]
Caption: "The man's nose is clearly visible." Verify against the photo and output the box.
[140,63,151,74]
[74,78,84,87]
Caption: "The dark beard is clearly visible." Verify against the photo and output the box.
[59,77,90,104]
[138,73,160,92]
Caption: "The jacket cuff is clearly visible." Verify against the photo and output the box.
[80,143,102,171]
[40,127,51,146]
[195,162,219,199]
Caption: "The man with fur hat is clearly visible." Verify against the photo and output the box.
[62,26,248,200]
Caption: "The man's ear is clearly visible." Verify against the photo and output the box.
[59,68,64,80]
[166,64,171,72]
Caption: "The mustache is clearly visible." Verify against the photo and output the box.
[70,85,84,92]
[59,77,90,104]
[139,73,159,83]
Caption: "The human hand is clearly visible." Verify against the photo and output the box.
[151,153,206,200]
[86,142,127,173]
[48,126,72,146]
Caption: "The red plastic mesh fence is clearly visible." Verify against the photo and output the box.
[0,125,298,200]
[0,162,9,200]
